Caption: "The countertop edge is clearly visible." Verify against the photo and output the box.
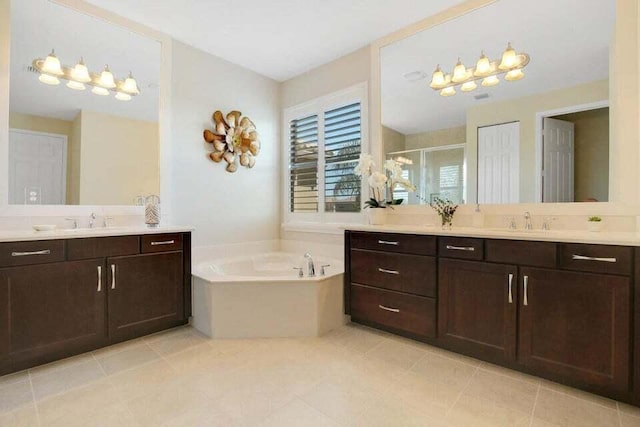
[0,226,195,243]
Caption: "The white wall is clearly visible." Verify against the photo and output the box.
[169,41,280,247]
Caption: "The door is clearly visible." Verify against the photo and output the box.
[542,118,574,202]
[108,252,184,342]
[0,260,105,370]
[8,129,67,205]
[438,259,518,364]
[477,122,520,204]
[518,267,630,392]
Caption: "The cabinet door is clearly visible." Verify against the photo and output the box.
[518,267,630,393]
[438,259,517,363]
[1,260,106,371]
[108,252,184,342]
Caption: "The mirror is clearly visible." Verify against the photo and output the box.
[8,0,161,205]
[381,0,615,205]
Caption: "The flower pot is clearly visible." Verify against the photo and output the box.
[587,221,603,232]
[368,208,387,225]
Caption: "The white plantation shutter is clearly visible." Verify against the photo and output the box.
[289,114,319,213]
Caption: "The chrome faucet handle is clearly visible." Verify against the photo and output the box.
[508,217,517,230]
[65,218,78,229]
[542,217,555,231]
[524,211,533,230]
[89,212,97,229]
[103,216,114,228]
[293,267,304,278]
[320,264,331,276]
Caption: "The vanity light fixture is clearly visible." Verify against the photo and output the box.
[32,50,141,101]
[429,42,529,97]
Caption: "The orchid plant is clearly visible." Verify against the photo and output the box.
[354,154,416,209]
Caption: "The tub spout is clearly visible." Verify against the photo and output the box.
[304,252,315,277]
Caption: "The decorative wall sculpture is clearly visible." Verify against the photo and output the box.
[203,110,260,173]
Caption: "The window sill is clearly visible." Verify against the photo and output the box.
[281,222,362,235]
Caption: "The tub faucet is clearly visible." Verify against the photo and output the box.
[304,253,315,277]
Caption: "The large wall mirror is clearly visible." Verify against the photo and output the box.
[8,0,161,206]
[381,0,615,205]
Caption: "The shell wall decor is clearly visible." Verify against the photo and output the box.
[203,110,260,173]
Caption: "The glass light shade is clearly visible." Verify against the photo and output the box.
[452,59,468,83]
[38,74,60,85]
[429,65,446,89]
[115,92,132,101]
[474,52,492,76]
[71,59,91,83]
[66,80,85,90]
[499,42,517,70]
[482,75,500,87]
[505,69,525,81]
[461,81,478,92]
[122,72,140,95]
[41,50,63,76]
[440,87,456,97]
[99,66,116,88]
[92,86,110,96]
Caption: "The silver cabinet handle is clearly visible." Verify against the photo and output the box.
[378,268,400,275]
[111,264,116,289]
[523,275,529,306]
[150,240,175,246]
[97,266,102,292]
[378,240,399,246]
[378,304,400,313]
[11,249,51,257]
[446,245,475,252]
[508,273,513,304]
[572,254,617,263]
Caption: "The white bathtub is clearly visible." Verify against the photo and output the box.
[192,251,345,338]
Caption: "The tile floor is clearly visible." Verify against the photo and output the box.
[1,323,639,426]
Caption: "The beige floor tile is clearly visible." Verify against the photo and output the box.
[461,369,538,414]
[390,371,463,421]
[31,358,105,401]
[261,398,339,427]
[532,387,619,427]
[144,326,211,356]
[97,342,160,375]
[479,361,542,385]
[408,351,477,389]
[108,359,177,402]
[328,324,388,354]
[0,380,34,415]
[349,396,442,427]
[29,352,95,378]
[91,337,146,359]
[540,379,618,409]
[0,403,39,427]
[446,394,532,427]
[0,370,29,388]
[364,338,426,371]
[620,413,640,427]
[620,402,640,417]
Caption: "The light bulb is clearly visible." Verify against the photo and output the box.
[452,58,468,83]
[92,86,110,96]
[38,74,60,85]
[482,75,500,87]
[99,65,116,88]
[440,87,456,97]
[461,81,477,92]
[115,92,132,101]
[41,50,63,76]
[122,72,140,95]
[505,69,525,81]
[71,57,91,83]
[429,65,446,89]
[499,42,517,70]
[474,51,491,77]
[66,80,85,90]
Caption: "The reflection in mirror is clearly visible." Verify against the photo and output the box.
[8,0,161,205]
[381,0,614,204]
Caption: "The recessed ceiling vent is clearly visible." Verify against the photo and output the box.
[474,93,490,100]
[26,65,39,74]
[403,70,427,82]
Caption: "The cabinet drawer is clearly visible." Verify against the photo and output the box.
[141,234,183,253]
[350,249,436,297]
[67,236,140,260]
[486,239,557,268]
[350,284,436,338]
[350,232,436,256]
[439,237,484,260]
[559,244,631,276]
[0,240,64,267]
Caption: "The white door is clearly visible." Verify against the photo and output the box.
[542,118,574,203]
[477,122,520,204]
[9,129,67,205]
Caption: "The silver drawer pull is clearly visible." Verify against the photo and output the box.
[572,254,617,263]
[523,275,529,306]
[97,266,102,292]
[378,240,399,246]
[508,273,513,304]
[378,304,400,313]
[378,268,400,275]
[111,264,116,289]
[11,249,51,257]
[446,245,475,252]
[150,240,175,246]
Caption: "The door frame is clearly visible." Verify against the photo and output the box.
[476,120,520,204]
[9,128,68,205]
[534,100,609,203]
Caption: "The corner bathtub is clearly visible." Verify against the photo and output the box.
[192,252,345,338]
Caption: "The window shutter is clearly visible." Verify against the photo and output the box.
[323,102,362,212]
[289,114,319,212]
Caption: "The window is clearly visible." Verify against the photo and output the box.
[285,84,367,223]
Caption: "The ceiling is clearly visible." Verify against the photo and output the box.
[83,0,466,82]
[10,0,161,122]
[381,0,615,135]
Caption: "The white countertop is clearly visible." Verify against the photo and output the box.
[0,226,194,243]
[344,224,640,247]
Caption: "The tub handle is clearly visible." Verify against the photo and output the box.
[293,267,304,278]
[320,264,330,276]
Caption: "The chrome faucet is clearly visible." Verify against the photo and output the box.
[524,211,533,230]
[304,253,315,277]
[65,218,78,229]
[89,212,97,229]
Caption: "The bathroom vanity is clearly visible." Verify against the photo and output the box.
[345,227,640,405]
[0,228,192,375]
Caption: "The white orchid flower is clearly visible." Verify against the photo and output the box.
[368,171,388,190]
[354,153,374,177]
